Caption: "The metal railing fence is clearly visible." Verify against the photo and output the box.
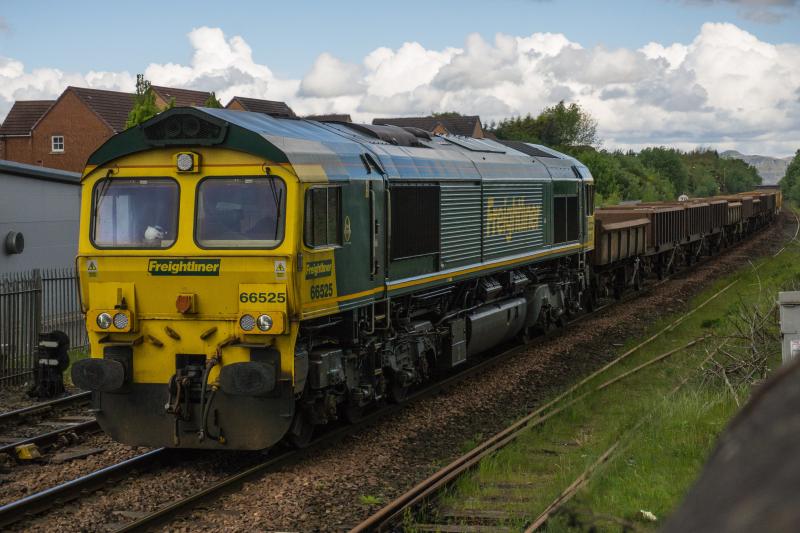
[0,268,87,387]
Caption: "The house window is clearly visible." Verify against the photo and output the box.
[51,136,65,153]
[304,186,341,248]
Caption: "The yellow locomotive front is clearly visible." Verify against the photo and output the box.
[72,112,304,449]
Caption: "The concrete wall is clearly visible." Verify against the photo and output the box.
[0,160,81,274]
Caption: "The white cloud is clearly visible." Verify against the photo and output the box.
[639,42,689,69]
[299,53,363,97]
[1,23,799,156]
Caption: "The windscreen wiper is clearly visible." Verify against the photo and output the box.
[92,170,114,227]
[266,170,282,241]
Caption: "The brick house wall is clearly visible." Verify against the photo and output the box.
[30,91,113,172]
[2,137,35,165]
[226,99,245,111]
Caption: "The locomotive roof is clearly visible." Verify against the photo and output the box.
[86,107,593,183]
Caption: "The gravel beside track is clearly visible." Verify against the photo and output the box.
[0,386,82,413]
[8,213,792,533]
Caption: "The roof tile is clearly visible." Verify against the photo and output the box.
[69,87,135,133]
[0,100,55,136]
[372,115,482,137]
[305,114,352,123]
[227,96,296,118]
[151,85,213,107]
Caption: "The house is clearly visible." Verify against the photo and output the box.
[372,115,485,138]
[305,114,352,123]
[0,85,215,173]
[226,96,296,118]
[0,101,55,163]
[151,86,214,108]
[0,160,81,274]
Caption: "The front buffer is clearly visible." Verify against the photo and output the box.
[72,345,295,450]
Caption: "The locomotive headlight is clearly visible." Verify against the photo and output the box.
[113,312,129,330]
[176,153,194,172]
[256,314,273,332]
[96,312,112,330]
[239,314,256,331]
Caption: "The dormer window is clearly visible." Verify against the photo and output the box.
[51,135,65,153]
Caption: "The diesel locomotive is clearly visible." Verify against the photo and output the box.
[71,107,780,450]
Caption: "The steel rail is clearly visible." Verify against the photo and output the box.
[350,335,710,532]
[356,215,787,531]
[0,391,91,426]
[4,215,782,531]
[108,291,641,533]
[104,249,726,532]
[0,304,578,531]
[772,209,799,257]
[116,283,668,533]
[0,420,100,457]
[0,448,167,529]
[0,335,540,531]
[352,274,744,531]
[523,337,732,532]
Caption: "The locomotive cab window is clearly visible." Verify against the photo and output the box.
[196,176,286,248]
[585,184,595,215]
[304,186,341,248]
[92,178,178,249]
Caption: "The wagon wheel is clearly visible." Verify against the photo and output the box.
[288,409,315,449]
[633,270,642,291]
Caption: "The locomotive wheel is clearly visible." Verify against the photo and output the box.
[288,409,314,449]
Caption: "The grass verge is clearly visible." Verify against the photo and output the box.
[429,223,798,532]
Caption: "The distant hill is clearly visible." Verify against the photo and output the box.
[720,150,793,185]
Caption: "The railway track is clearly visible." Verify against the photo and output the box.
[0,286,637,532]
[352,212,799,532]
[351,279,739,532]
[0,391,90,427]
[74,279,684,533]
[1,216,789,531]
[0,391,98,460]
[0,448,168,529]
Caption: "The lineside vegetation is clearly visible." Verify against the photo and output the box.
[486,102,765,206]
[433,211,798,532]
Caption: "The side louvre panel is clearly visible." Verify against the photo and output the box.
[440,182,482,268]
[483,182,546,260]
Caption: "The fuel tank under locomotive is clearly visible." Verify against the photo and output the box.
[301,280,568,412]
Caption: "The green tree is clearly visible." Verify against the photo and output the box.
[125,74,161,128]
[536,101,598,147]
[638,147,690,196]
[489,101,598,148]
[781,149,800,203]
[204,92,223,108]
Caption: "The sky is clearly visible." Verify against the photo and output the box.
[1,0,799,156]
